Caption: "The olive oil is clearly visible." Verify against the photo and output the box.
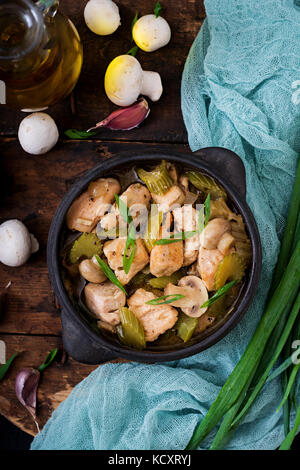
[0,0,83,110]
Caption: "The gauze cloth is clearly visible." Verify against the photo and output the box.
[32,0,300,450]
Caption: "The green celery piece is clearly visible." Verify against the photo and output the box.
[176,312,197,343]
[118,307,146,350]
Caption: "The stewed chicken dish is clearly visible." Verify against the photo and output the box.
[60,161,252,349]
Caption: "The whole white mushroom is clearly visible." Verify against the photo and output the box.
[104,55,163,106]
[132,14,171,52]
[18,112,59,155]
[0,220,39,267]
[84,0,120,36]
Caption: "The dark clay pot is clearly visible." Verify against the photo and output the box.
[47,148,262,364]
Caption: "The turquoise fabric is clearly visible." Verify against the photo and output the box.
[32,0,300,450]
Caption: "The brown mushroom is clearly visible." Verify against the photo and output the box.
[199,218,231,250]
[79,256,107,283]
[164,275,208,318]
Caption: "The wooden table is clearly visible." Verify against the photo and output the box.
[0,0,205,436]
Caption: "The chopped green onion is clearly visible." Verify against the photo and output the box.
[123,224,136,274]
[154,231,196,245]
[37,349,59,373]
[198,205,204,234]
[200,281,237,309]
[115,194,137,274]
[115,194,133,225]
[95,255,127,296]
[0,352,18,381]
[146,294,185,305]
[204,193,211,227]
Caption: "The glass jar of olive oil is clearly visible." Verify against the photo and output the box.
[0,0,83,110]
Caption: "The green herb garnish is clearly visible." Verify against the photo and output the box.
[115,194,133,225]
[200,280,237,309]
[146,294,185,305]
[198,204,204,234]
[64,129,96,139]
[127,45,139,57]
[0,352,18,382]
[154,1,162,17]
[204,193,211,227]
[37,348,59,373]
[154,231,197,245]
[123,224,136,274]
[95,255,127,296]
[115,194,137,274]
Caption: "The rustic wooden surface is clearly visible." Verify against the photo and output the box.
[0,0,205,437]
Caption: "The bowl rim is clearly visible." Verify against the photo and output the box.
[47,150,262,362]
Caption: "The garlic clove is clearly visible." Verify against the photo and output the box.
[87,99,150,132]
[15,367,40,420]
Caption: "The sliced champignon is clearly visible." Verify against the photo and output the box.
[127,288,178,342]
[103,238,149,285]
[197,246,224,291]
[84,281,126,325]
[66,178,121,233]
[199,218,231,250]
[164,275,208,318]
[173,206,199,266]
[150,236,183,277]
[151,185,185,213]
[217,232,235,256]
[79,256,107,283]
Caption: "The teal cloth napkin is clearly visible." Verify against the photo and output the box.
[31,0,300,450]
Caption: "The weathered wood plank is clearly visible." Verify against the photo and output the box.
[0,0,205,142]
[0,139,190,336]
[0,334,127,436]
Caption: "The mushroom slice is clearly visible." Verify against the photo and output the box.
[127,288,178,342]
[199,218,231,250]
[66,178,121,233]
[79,256,107,283]
[103,238,149,285]
[197,247,224,291]
[84,281,126,325]
[164,275,208,318]
[217,232,235,256]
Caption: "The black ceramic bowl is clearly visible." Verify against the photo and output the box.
[47,147,262,364]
